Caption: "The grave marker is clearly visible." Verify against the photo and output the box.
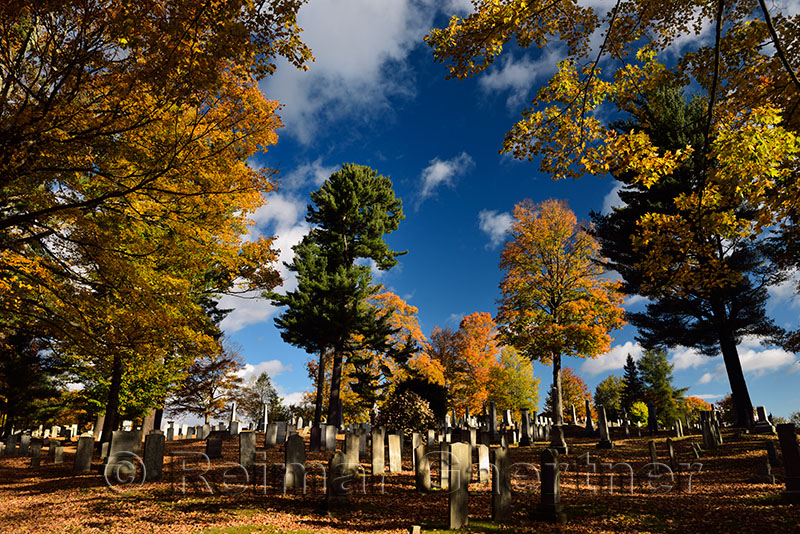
[448,442,471,529]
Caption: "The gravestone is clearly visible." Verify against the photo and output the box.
[414,444,432,492]
[411,432,422,469]
[477,443,490,483]
[520,408,532,446]
[105,430,141,479]
[754,454,775,484]
[5,434,17,455]
[388,433,402,473]
[29,439,42,467]
[666,438,677,472]
[534,448,566,523]
[265,423,278,448]
[73,436,94,473]
[310,425,322,452]
[275,421,287,444]
[448,441,471,529]
[571,404,578,425]
[327,451,352,507]
[284,433,306,492]
[488,401,498,439]
[647,401,658,433]
[344,432,359,471]
[53,444,64,464]
[492,444,511,523]
[324,425,337,452]
[585,400,594,433]
[753,406,776,434]
[20,433,30,455]
[143,431,165,481]
[427,429,436,451]
[596,406,613,449]
[239,431,256,471]
[371,427,385,475]
[166,422,175,441]
[777,423,800,504]
[229,420,240,436]
[440,442,450,490]
[206,437,223,459]
[765,440,782,467]
[648,440,660,474]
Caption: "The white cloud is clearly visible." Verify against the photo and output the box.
[692,393,724,400]
[670,346,709,371]
[479,48,564,108]
[281,391,306,406]
[697,372,715,385]
[443,0,474,14]
[602,182,624,214]
[279,158,338,190]
[260,0,439,143]
[767,269,800,309]
[582,341,644,375]
[623,294,649,308]
[238,360,292,382]
[691,336,798,383]
[417,152,474,206]
[447,313,465,325]
[478,209,513,247]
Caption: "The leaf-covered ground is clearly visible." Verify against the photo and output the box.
[1,428,797,533]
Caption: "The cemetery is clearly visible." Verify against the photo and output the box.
[3,1,800,533]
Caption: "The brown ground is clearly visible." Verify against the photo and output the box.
[0,428,797,533]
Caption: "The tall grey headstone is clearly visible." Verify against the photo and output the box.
[648,440,660,474]
[53,444,64,464]
[20,434,30,455]
[388,433,402,473]
[534,448,566,523]
[411,432,422,469]
[414,444,432,492]
[275,421,287,444]
[488,402,497,438]
[29,439,42,467]
[239,431,256,471]
[647,401,658,433]
[448,441,471,529]
[324,424,337,452]
[327,450,351,507]
[440,442,450,490]
[344,432,359,471]
[492,444,511,523]
[143,431,165,481]
[284,433,306,492]
[371,427,385,475]
[585,400,594,433]
[105,430,140,479]
[777,423,800,504]
[265,423,278,448]
[571,404,578,425]
[73,436,94,473]
[596,406,613,449]
[477,443,490,483]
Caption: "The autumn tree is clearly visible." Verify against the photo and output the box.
[271,164,405,427]
[427,2,799,429]
[594,375,624,421]
[497,199,625,453]
[543,367,591,423]
[683,396,713,424]
[488,346,540,419]
[166,345,244,425]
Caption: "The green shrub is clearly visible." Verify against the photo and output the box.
[375,390,435,437]
[629,401,649,425]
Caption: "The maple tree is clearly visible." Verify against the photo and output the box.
[683,395,713,423]
[271,164,405,427]
[497,199,625,453]
[487,345,540,419]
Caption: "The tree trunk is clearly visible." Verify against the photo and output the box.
[328,349,343,427]
[549,353,568,454]
[718,328,755,429]
[100,352,122,444]
[313,349,326,427]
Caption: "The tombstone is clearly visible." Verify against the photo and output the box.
[777,423,800,504]
[143,431,166,481]
[503,409,513,428]
[675,419,684,439]
[622,415,631,439]
[411,432,422,469]
[344,433,360,471]
[414,444,432,492]
[754,454,775,484]
[105,430,141,479]
[534,448,566,523]
[666,438,677,472]
[388,433,402,473]
[5,434,17,455]
[20,433,30,455]
[273,421,286,443]
[448,441,472,529]
[765,440,782,467]
[648,440,660,474]
[492,444,511,523]
[585,400,594,433]
[29,439,43,467]
[571,404,578,425]
[228,401,237,426]
[701,411,718,449]
[206,437,223,459]
[327,451,351,507]
[229,420,240,436]
[371,427,385,475]
[596,406,613,449]
[53,444,64,464]
[239,431,256,471]
[647,401,658,433]
[265,423,278,448]
[477,443,490,483]
[73,436,94,473]
[427,428,436,450]
[180,423,189,438]
[487,402,497,439]
[357,428,367,457]
[324,424,337,452]
[48,438,61,457]
[284,433,306,492]
[166,422,175,441]
[752,406,776,434]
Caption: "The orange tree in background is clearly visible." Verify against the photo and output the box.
[543,367,592,424]
[0,1,311,438]
[497,199,625,453]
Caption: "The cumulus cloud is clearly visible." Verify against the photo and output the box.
[767,269,800,309]
[478,209,513,247]
[623,294,649,308]
[280,391,306,406]
[417,152,474,207]
[602,182,624,214]
[692,393,725,400]
[260,0,439,143]
[692,336,798,384]
[697,372,715,385]
[670,346,709,371]
[279,158,338,190]
[582,341,644,375]
[238,360,293,382]
[479,48,564,108]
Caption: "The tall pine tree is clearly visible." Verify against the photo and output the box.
[621,353,643,412]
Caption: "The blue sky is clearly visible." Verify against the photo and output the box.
[217,0,800,419]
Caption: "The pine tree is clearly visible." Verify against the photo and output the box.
[621,354,644,412]
[637,348,687,427]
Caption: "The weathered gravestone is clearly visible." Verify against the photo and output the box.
[488,401,498,439]
[29,439,43,467]
[5,434,17,455]
[647,401,658,433]
[585,400,594,434]
[275,421,287,444]
[477,443,490,483]
[534,448,566,524]
[284,433,306,492]
[666,438,677,472]
[520,408,532,446]
[324,424,337,452]
[596,406,613,449]
[344,432,359,471]
[327,451,354,508]
[411,432,422,469]
[105,430,141,480]
[765,439,782,467]
[239,431,256,471]
[388,433,402,473]
[73,436,94,473]
[53,443,64,464]
[777,423,800,504]
[414,444,431,492]
[440,442,450,490]
[206,436,223,459]
[19,433,30,455]
[571,404,578,425]
[492,443,511,523]
[371,427,385,475]
[648,440,660,474]
[143,431,165,481]
[754,454,775,484]
[449,441,471,529]
[427,429,436,451]
[753,406,776,434]
[310,425,322,452]
[265,423,278,448]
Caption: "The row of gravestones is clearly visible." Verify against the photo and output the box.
[1,434,66,466]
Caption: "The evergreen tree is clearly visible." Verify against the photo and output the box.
[591,84,784,428]
[637,348,687,427]
[594,375,623,420]
[621,353,644,412]
[271,164,405,427]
